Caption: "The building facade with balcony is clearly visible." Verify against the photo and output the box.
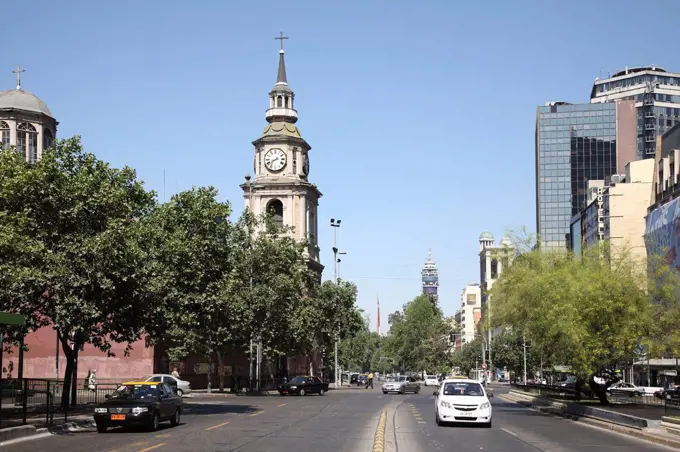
[569,159,654,262]
[453,284,482,351]
[591,66,680,159]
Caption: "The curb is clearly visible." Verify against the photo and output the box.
[372,409,387,452]
[500,394,680,449]
[0,419,96,448]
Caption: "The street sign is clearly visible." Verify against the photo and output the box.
[482,363,487,370]
[0,312,25,326]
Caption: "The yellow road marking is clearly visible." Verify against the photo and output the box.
[155,434,171,438]
[250,410,264,416]
[372,410,387,452]
[138,444,166,452]
[129,442,150,447]
[278,403,287,407]
[205,421,230,431]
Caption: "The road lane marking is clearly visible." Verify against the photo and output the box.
[278,403,287,407]
[130,442,150,446]
[205,421,230,431]
[137,444,166,452]
[501,427,518,436]
[155,434,171,438]
[417,421,427,424]
[250,411,264,416]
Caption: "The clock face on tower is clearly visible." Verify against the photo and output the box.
[264,148,287,172]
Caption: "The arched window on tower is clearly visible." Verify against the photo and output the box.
[0,121,9,149]
[43,128,54,151]
[17,123,37,163]
[276,96,283,107]
[491,258,498,279]
[267,199,284,230]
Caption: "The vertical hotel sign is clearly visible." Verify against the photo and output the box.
[597,187,605,241]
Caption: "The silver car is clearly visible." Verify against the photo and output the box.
[382,375,421,394]
[143,374,192,396]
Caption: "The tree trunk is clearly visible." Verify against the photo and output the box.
[59,333,74,410]
[71,343,80,407]
[216,351,225,392]
[588,376,610,405]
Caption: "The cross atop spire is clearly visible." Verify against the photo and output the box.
[275,31,289,52]
[12,64,25,90]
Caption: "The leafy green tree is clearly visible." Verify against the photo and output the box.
[491,243,650,403]
[142,187,245,391]
[339,313,381,372]
[0,138,156,408]
[383,295,455,372]
[451,337,483,375]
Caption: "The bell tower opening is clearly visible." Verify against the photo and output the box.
[267,199,284,228]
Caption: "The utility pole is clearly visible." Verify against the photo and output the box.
[523,334,527,384]
[488,295,493,382]
[330,218,341,389]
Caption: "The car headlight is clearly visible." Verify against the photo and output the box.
[479,402,490,410]
[290,386,297,389]
[94,408,108,414]
[440,401,451,409]
[132,407,149,414]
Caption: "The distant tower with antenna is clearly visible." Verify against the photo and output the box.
[421,249,439,305]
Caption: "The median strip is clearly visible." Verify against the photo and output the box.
[372,410,387,452]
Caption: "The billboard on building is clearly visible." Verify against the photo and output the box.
[466,294,477,304]
[645,197,680,267]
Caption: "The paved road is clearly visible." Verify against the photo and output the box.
[390,385,675,452]
[5,385,676,452]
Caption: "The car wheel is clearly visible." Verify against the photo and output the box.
[398,390,404,394]
[485,419,492,428]
[382,391,388,394]
[435,411,441,426]
[299,388,307,396]
[176,389,184,397]
[319,389,325,396]
[170,409,180,427]
[96,424,107,433]
[149,412,160,431]
[415,387,420,394]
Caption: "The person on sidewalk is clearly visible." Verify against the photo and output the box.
[87,369,97,392]
[171,367,180,379]
[365,371,374,389]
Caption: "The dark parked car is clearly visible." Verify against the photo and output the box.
[278,376,329,396]
[357,374,368,387]
[93,381,183,433]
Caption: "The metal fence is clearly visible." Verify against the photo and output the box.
[511,383,585,400]
[0,378,120,429]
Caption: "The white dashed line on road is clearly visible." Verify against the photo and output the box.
[501,427,518,436]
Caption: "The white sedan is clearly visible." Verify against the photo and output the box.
[424,375,439,386]
[433,378,493,427]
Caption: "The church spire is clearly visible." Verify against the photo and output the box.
[276,49,288,85]
[266,32,298,124]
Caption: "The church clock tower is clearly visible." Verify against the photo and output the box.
[241,34,323,275]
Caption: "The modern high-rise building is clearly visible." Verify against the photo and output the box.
[535,101,637,250]
[590,66,680,159]
[421,250,439,305]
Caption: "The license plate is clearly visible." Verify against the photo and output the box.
[110,414,126,420]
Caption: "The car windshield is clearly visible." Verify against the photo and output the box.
[396,376,407,382]
[289,377,307,384]
[110,384,158,400]
[427,375,437,379]
[442,382,484,396]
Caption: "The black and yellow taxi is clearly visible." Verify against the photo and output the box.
[93,381,183,433]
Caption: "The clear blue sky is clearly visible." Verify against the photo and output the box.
[5,0,680,329]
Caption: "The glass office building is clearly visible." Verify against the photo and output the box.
[535,102,618,250]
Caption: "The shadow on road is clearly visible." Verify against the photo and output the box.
[183,403,258,415]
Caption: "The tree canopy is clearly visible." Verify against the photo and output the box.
[490,244,650,401]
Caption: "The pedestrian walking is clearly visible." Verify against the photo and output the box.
[171,367,180,379]
[365,371,374,389]
[87,369,97,392]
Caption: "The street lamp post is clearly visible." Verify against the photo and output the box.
[245,173,255,392]
[330,218,341,389]
[523,334,528,384]
[337,251,346,279]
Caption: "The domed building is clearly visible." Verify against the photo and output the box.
[0,66,58,163]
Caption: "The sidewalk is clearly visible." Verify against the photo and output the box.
[501,390,680,449]
[191,385,361,397]
[0,413,95,448]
